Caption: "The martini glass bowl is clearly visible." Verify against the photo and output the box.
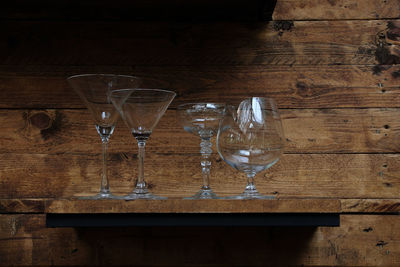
[67,74,141,199]
[110,88,176,200]
[177,103,225,199]
[217,97,285,199]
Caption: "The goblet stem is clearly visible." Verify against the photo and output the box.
[134,140,148,194]
[183,136,219,199]
[200,137,212,190]
[100,140,110,195]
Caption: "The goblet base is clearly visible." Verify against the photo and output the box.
[77,192,123,200]
[124,192,167,200]
[184,188,220,199]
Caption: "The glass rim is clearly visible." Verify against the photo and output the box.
[227,97,278,107]
[110,88,176,98]
[66,74,141,81]
[177,102,226,110]
[235,97,277,104]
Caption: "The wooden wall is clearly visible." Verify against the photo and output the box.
[1,0,400,265]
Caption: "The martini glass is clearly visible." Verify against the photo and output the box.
[110,89,176,200]
[217,97,285,199]
[67,74,141,199]
[177,103,225,199]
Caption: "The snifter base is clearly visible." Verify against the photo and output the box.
[184,188,220,199]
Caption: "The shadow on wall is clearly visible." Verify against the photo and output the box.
[62,226,317,265]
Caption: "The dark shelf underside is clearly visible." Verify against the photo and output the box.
[46,213,340,227]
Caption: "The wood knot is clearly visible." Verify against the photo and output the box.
[392,71,400,78]
[22,110,64,141]
[296,82,316,98]
[376,240,388,248]
[273,21,294,36]
[28,112,52,130]
[273,21,294,32]
[374,22,400,65]
[363,227,373,232]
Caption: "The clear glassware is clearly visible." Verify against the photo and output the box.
[177,103,225,199]
[217,97,285,199]
[110,88,176,200]
[67,74,141,199]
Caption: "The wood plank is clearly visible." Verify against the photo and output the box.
[341,199,400,213]
[7,198,400,214]
[1,214,400,265]
[45,198,340,214]
[0,153,399,199]
[0,199,45,213]
[1,64,399,109]
[6,198,400,214]
[274,0,400,20]
[1,108,400,154]
[0,20,396,66]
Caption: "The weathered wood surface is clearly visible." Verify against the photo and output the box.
[45,198,340,214]
[0,214,399,266]
[2,0,400,265]
[274,0,400,20]
[0,199,46,214]
[1,64,400,109]
[4,198,400,214]
[0,153,398,199]
[2,108,400,154]
[1,20,398,66]
[5,198,400,214]
[341,199,400,213]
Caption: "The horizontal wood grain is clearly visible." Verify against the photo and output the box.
[2,1,400,265]
[341,199,400,213]
[1,108,399,154]
[274,0,400,20]
[0,153,398,199]
[6,198,400,214]
[1,64,399,109]
[0,199,46,213]
[45,198,340,213]
[0,19,396,66]
[1,214,400,266]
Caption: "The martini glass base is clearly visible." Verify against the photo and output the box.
[124,192,167,200]
[77,192,123,200]
[184,189,220,199]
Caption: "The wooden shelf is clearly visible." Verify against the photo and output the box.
[43,198,340,227]
[45,198,340,214]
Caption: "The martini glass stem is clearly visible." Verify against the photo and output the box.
[100,139,110,194]
[135,140,148,192]
[200,137,212,190]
